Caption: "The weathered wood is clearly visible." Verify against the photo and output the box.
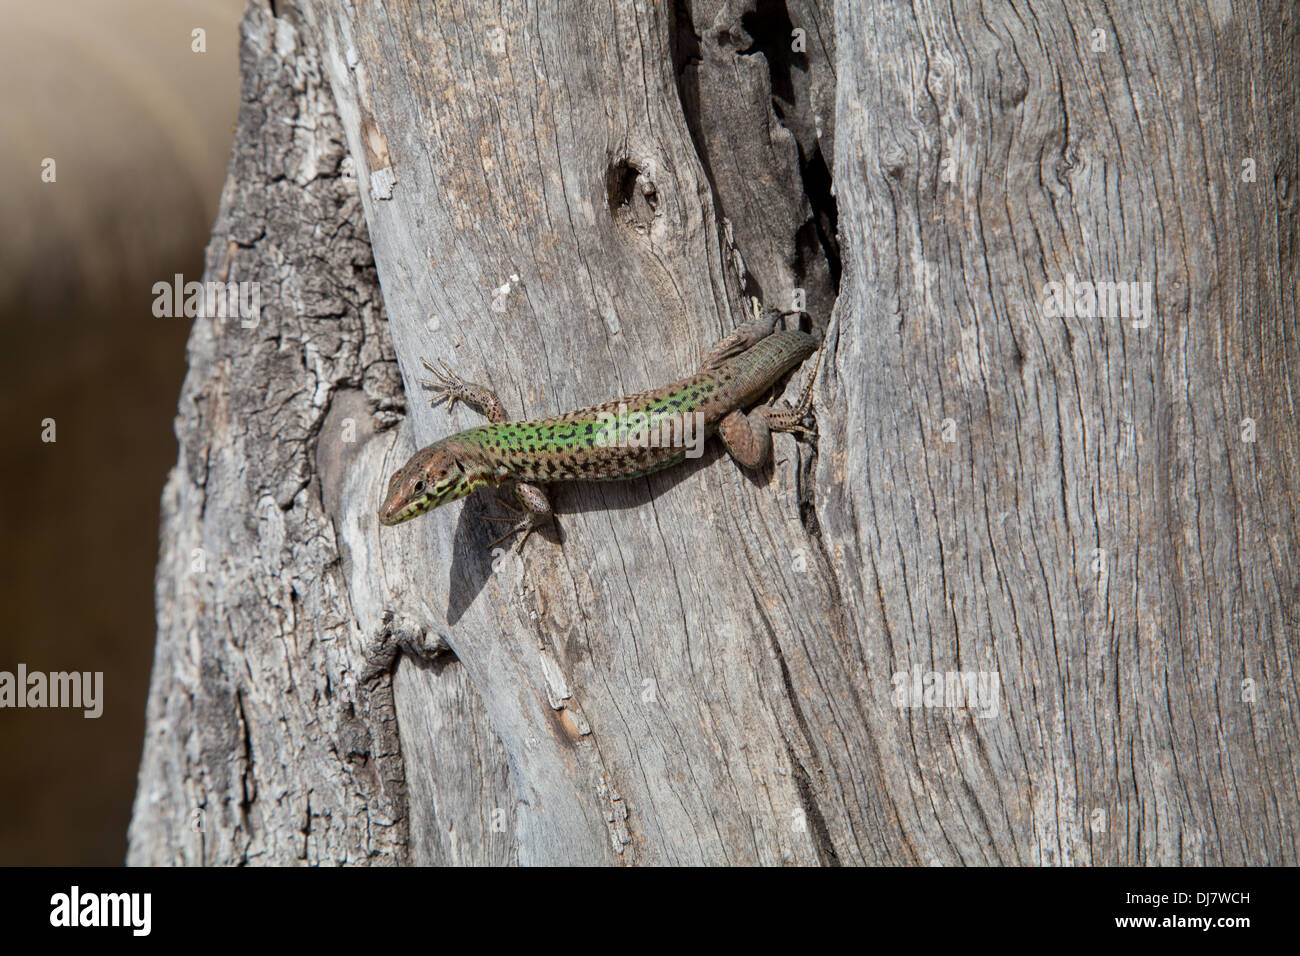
[128,5,513,866]
[672,0,837,320]
[815,0,1300,863]
[132,0,1300,866]
[297,0,836,864]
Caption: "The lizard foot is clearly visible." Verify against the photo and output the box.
[418,358,474,413]
[482,512,547,552]
[481,492,550,552]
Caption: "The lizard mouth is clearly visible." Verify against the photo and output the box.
[379,494,432,526]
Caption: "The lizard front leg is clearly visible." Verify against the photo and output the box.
[482,480,554,552]
[419,358,552,549]
[418,358,508,423]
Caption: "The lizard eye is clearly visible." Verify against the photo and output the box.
[413,480,426,493]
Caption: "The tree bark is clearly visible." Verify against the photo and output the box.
[821,0,1300,863]
[131,0,1299,865]
[127,3,514,865]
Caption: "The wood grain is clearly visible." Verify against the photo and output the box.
[131,0,1300,865]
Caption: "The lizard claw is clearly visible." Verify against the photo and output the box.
[482,512,541,552]
[481,493,548,552]
[418,358,471,413]
[779,400,818,437]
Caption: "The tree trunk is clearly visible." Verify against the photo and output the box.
[130,0,1299,865]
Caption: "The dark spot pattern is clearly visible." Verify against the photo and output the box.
[404,331,816,488]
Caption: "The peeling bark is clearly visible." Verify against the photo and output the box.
[128,5,512,866]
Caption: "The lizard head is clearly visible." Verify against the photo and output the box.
[379,440,484,526]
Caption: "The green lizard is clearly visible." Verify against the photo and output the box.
[379,308,818,549]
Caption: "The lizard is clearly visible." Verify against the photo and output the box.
[378,306,819,550]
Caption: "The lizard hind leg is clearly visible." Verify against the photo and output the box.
[702,305,779,369]
[703,296,809,370]
[765,351,820,435]
[718,354,820,469]
[717,409,774,469]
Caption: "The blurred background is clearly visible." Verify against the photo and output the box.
[0,0,244,863]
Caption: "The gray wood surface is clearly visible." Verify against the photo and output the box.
[819,0,1299,863]
[127,3,513,865]
[130,0,1299,865]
